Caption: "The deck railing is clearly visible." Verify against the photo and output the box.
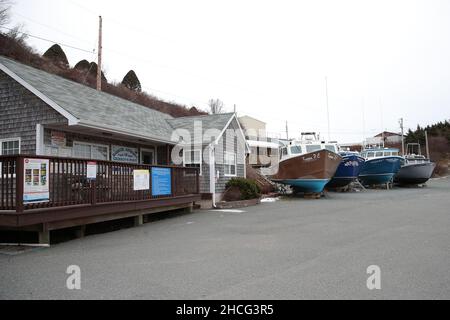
[0,155,200,212]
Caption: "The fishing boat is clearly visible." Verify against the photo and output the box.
[358,147,403,186]
[270,133,342,193]
[395,144,436,185]
[326,151,366,188]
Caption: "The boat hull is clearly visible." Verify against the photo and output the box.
[394,162,436,185]
[358,156,402,186]
[271,149,342,193]
[327,155,365,188]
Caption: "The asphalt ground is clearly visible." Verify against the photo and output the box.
[1,177,449,300]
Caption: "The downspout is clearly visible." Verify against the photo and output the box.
[209,143,217,208]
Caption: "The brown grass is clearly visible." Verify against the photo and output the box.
[0,33,207,118]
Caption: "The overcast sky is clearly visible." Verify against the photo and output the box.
[6,0,450,143]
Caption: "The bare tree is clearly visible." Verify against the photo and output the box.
[0,0,12,27]
[208,98,225,114]
[6,24,27,44]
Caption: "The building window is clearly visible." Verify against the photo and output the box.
[224,152,237,176]
[183,149,202,176]
[73,142,109,161]
[0,138,21,155]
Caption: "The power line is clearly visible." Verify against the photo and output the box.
[12,10,96,47]
[4,13,402,135]
[0,26,95,54]
[9,5,313,112]
[66,0,314,110]
[0,26,212,107]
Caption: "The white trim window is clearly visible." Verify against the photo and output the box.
[224,152,237,177]
[183,149,202,176]
[0,138,21,155]
[73,141,109,161]
[140,148,156,165]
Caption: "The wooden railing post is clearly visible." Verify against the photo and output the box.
[171,167,175,197]
[16,156,24,213]
[91,179,97,205]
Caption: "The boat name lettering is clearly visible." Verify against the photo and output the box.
[303,153,320,161]
[344,160,360,167]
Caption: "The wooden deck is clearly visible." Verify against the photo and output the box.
[0,155,200,239]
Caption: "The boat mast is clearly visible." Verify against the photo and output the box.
[361,98,366,150]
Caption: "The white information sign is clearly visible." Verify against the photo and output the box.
[24,158,50,204]
[87,161,97,180]
[133,169,150,191]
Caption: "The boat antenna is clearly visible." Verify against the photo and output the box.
[361,98,366,148]
[285,121,289,140]
[379,97,385,146]
[325,77,331,141]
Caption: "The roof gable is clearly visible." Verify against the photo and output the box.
[0,56,175,143]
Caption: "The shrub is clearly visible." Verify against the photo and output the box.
[225,178,261,200]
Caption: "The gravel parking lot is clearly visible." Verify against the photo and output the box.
[1,177,449,300]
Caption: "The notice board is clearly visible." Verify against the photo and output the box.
[152,168,172,196]
[23,158,50,204]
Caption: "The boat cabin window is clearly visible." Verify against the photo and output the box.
[367,152,375,158]
[290,146,302,154]
[306,145,321,153]
[325,145,336,153]
[280,147,288,159]
[375,152,383,157]
[384,152,391,156]
[392,152,399,156]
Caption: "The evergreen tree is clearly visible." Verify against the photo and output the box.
[74,60,107,82]
[74,59,90,71]
[122,70,142,92]
[43,44,69,68]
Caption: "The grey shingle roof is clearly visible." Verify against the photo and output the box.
[167,113,234,144]
[0,56,175,142]
[0,56,237,145]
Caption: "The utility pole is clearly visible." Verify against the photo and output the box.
[325,77,331,141]
[399,118,405,156]
[97,16,103,91]
[425,130,430,160]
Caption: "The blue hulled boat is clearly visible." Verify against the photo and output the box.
[326,152,366,188]
[358,148,403,186]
